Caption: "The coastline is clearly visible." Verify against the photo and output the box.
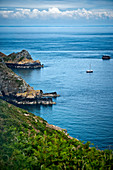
[5,62,44,69]
[1,98,112,170]
[0,50,59,105]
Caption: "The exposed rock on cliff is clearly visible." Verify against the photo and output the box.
[43,92,60,97]
[0,61,58,105]
[0,50,44,68]
[0,52,7,58]
[0,62,31,96]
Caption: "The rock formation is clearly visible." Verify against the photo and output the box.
[0,52,7,58]
[0,50,44,68]
[43,92,60,97]
[0,61,31,96]
[0,59,59,105]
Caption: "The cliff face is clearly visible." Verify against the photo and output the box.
[0,50,32,63]
[0,50,43,68]
[0,62,31,96]
[9,49,32,61]
[0,60,57,105]
[0,52,7,58]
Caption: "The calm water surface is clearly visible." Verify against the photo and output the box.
[0,26,113,149]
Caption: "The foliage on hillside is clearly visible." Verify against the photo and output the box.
[0,99,113,169]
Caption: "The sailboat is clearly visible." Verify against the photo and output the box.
[86,64,93,73]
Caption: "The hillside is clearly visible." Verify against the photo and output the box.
[0,99,113,169]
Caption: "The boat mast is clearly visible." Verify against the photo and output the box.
[90,64,91,70]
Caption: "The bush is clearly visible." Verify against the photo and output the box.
[0,99,113,169]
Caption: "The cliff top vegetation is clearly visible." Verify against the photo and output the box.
[0,99,113,169]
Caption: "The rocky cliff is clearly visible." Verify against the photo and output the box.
[0,60,58,105]
[0,50,44,68]
[0,62,31,96]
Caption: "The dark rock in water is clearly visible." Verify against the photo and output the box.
[102,55,111,60]
[43,92,60,97]
[2,95,56,105]
[5,62,44,69]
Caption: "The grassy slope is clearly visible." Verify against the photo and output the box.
[0,99,113,169]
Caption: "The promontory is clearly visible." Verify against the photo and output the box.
[0,50,44,68]
[0,52,59,105]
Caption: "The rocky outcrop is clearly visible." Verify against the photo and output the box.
[0,62,31,96]
[43,92,60,97]
[46,123,67,134]
[14,90,56,105]
[0,50,44,68]
[0,52,7,58]
[0,61,59,105]
[2,95,56,105]
[8,50,32,60]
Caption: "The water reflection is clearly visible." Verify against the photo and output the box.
[12,68,42,89]
[19,104,41,116]
[19,104,53,117]
[12,68,41,78]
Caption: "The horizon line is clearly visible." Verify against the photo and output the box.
[0,25,113,27]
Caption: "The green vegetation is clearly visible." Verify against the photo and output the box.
[0,99,113,169]
[18,56,24,62]
[2,54,17,62]
[15,79,23,86]
[11,54,16,61]
[3,56,9,62]
[2,54,21,62]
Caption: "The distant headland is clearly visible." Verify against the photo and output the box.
[0,50,44,68]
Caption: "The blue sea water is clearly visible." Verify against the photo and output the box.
[0,26,113,150]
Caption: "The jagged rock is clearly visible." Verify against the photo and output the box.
[0,61,58,105]
[43,92,60,97]
[14,49,32,60]
[16,90,43,99]
[4,50,32,62]
[0,62,31,96]
[0,52,7,58]
[0,50,44,68]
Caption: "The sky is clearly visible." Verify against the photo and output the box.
[0,0,113,26]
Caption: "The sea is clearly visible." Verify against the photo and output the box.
[0,26,113,150]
